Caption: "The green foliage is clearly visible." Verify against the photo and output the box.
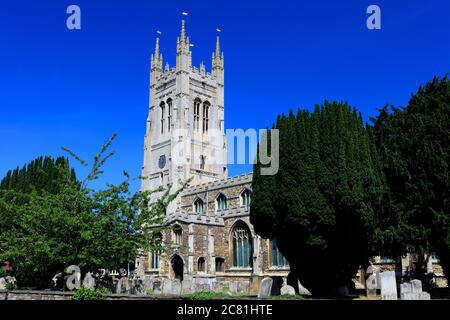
[251,102,386,296]
[0,134,183,289]
[73,286,108,300]
[184,290,250,300]
[185,291,222,300]
[0,268,8,278]
[0,156,77,194]
[372,76,450,277]
[5,282,17,291]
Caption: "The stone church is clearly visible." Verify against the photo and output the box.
[135,20,290,293]
[135,20,447,294]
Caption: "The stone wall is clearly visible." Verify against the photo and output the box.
[0,290,73,300]
[0,290,183,300]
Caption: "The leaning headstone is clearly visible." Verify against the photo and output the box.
[280,285,296,296]
[82,272,96,288]
[298,281,311,296]
[379,271,397,300]
[257,278,273,299]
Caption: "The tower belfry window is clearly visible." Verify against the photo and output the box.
[194,98,201,131]
[202,101,210,133]
[167,98,172,132]
[200,155,206,170]
[160,102,166,134]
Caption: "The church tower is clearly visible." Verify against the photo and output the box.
[142,20,227,212]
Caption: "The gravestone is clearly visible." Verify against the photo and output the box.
[153,281,162,294]
[366,264,381,290]
[257,278,273,299]
[366,274,378,297]
[171,279,182,295]
[181,277,192,295]
[379,271,397,300]
[419,292,431,300]
[82,272,96,288]
[400,282,412,300]
[400,280,431,300]
[411,279,422,293]
[0,276,17,290]
[280,285,296,296]
[0,277,6,290]
[298,281,311,295]
[161,278,172,295]
[116,276,131,294]
[131,278,145,295]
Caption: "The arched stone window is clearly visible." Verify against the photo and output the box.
[240,189,252,208]
[271,239,289,268]
[216,193,227,212]
[202,101,210,133]
[193,198,204,214]
[150,233,162,270]
[215,257,224,272]
[194,98,201,131]
[159,172,164,186]
[167,98,172,132]
[231,222,252,268]
[198,257,205,272]
[172,225,182,245]
[160,102,165,134]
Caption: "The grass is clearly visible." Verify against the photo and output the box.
[184,290,254,300]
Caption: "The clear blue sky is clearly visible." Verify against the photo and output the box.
[1,0,449,191]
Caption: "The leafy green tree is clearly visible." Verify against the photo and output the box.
[372,76,450,277]
[251,102,386,296]
[0,156,77,194]
[0,134,182,289]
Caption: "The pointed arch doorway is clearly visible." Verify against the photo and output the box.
[170,254,184,281]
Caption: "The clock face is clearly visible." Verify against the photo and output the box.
[158,155,166,169]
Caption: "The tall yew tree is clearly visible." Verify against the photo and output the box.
[372,76,450,278]
[251,101,386,296]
